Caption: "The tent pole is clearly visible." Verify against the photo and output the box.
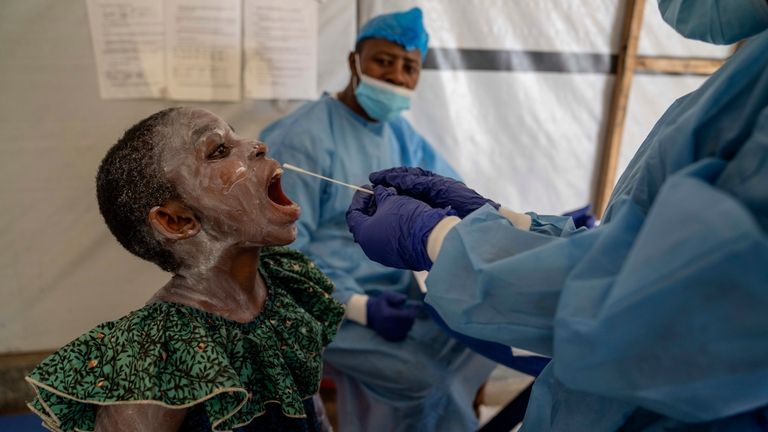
[592,0,645,219]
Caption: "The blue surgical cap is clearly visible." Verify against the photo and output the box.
[356,7,429,61]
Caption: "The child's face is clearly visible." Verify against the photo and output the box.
[163,108,300,247]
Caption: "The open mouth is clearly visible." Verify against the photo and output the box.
[267,168,294,206]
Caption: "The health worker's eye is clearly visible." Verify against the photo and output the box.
[207,143,230,160]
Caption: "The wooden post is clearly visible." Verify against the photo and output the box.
[592,0,645,219]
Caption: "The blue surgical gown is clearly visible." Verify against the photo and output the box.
[425,27,768,432]
[261,94,495,432]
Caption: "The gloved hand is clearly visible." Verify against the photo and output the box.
[346,185,455,271]
[369,167,500,218]
[366,291,420,342]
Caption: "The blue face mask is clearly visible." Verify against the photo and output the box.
[658,0,768,45]
[353,54,414,122]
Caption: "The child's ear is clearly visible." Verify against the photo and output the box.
[148,201,201,240]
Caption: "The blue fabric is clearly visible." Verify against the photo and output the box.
[424,303,551,377]
[261,93,495,432]
[180,397,325,432]
[347,185,456,271]
[658,0,768,44]
[561,205,596,229]
[354,72,412,122]
[357,7,429,61]
[425,26,768,431]
[0,413,47,432]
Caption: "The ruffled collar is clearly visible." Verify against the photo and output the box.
[26,247,344,432]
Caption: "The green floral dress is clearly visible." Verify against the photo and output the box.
[26,247,344,432]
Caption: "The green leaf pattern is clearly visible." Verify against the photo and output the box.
[26,247,344,432]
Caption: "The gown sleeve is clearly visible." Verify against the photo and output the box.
[425,109,768,422]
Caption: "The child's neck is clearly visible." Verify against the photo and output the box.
[150,247,268,323]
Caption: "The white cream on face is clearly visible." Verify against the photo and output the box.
[225,166,249,194]
[159,108,300,274]
[147,109,301,321]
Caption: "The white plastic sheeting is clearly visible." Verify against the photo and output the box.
[362,0,624,53]
[412,70,610,212]
[364,0,731,213]
[0,0,731,352]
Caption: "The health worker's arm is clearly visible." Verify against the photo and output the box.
[426,206,576,259]
[425,117,768,422]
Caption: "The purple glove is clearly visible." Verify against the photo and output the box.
[369,167,500,218]
[366,291,420,342]
[346,185,455,271]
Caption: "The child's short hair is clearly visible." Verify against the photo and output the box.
[96,108,183,272]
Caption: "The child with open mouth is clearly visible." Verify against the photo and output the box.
[25,107,344,432]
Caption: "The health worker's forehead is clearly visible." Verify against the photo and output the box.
[360,38,422,64]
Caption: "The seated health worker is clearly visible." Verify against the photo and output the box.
[26,107,344,432]
[347,1,768,430]
[261,7,495,432]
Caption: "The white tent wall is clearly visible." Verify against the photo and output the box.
[365,0,730,213]
[0,0,728,353]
